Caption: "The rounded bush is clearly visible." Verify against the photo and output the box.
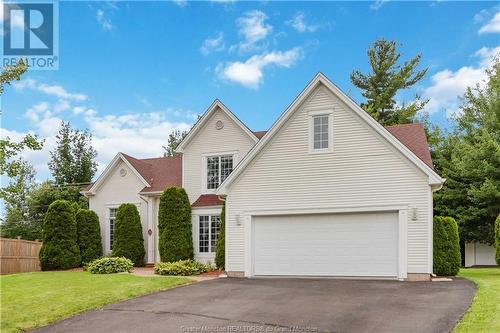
[87,257,133,274]
[158,187,193,262]
[215,202,225,269]
[39,200,81,270]
[495,214,500,265]
[433,216,461,276]
[76,209,102,264]
[154,260,212,276]
[111,204,145,266]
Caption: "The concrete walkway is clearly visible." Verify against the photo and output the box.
[33,277,476,333]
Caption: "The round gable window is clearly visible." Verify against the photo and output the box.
[215,120,224,130]
[119,168,127,177]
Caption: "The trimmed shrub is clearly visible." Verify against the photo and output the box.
[154,260,212,276]
[111,203,145,266]
[215,201,225,269]
[158,187,193,262]
[433,216,461,276]
[76,209,103,264]
[39,200,81,270]
[495,214,500,265]
[87,257,133,274]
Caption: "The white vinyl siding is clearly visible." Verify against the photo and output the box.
[225,85,432,274]
[182,107,256,203]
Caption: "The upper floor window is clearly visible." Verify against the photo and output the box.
[207,155,233,189]
[310,112,333,153]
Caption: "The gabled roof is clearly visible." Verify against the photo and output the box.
[176,99,259,153]
[192,194,224,207]
[217,73,444,195]
[82,153,182,195]
[253,131,267,139]
[385,123,433,169]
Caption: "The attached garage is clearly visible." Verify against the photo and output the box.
[245,210,407,280]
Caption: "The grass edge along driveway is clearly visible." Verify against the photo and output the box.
[0,271,190,333]
[454,268,500,333]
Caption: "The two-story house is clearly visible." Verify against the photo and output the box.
[83,73,448,280]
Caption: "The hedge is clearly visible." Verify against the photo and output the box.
[433,216,461,276]
[39,200,81,270]
[495,214,500,265]
[154,260,212,276]
[87,257,133,274]
[76,209,102,264]
[215,201,225,269]
[111,203,145,266]
[158,187,193,262]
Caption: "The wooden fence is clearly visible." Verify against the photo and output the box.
[0,237,42,274]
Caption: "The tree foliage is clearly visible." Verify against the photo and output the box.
[215,201,225,269]
[76,209,102,264]
[433,216,461,276]
[433,60,500,244]
[0,58,28,95]
[39,200,81,270]
[350,39,428,125]
[163,129,188,157]
[111,203,145,266]
[158,187,193,262]
[48,121,97,184]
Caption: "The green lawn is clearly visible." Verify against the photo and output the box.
[0,271,190,333]
[454,268,500,333]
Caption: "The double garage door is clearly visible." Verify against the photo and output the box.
[253,212,399,277]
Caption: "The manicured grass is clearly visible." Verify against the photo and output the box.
[454,268,500,333]
[0,271,190,333]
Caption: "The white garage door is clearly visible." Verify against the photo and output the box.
[253,212,399,277]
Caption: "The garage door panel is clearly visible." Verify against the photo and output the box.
[253,212,398,277]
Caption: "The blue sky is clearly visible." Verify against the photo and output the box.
[1,0,499,181]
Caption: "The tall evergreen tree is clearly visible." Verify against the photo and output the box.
[76,209,102,264]
[158,187,193,262]
[163,129,188,157]
[350,39,428,125]
[434,59,500,244]
[112,203,145,266]
[39,200,81,270]
[215,201,225,269]
[49,121,97,184]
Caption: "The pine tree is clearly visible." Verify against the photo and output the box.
[158,187,193,262]
[350,39,428,125]
[49,121,97,184]
[76,209,103,264]
[112,203,145,266]
[39,200,81,270]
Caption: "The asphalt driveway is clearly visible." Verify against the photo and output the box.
[34,277,475,333]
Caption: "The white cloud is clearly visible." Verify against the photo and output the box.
[14,78,88,101]
[286,12,317,33]
[424,46,500,116]
[235,10,273,52]
[96,9,113,31]
[217,48,301,89]
[201,32,225,55]
[172,0,188,7]
[370,0,388,11]
[479,11,500,34]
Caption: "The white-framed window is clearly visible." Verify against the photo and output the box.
[109,207,117,251]
[309,111,333,153]
[206,155,233,190]
[199,215,221,253]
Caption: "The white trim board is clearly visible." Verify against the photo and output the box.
[217,73,444,195]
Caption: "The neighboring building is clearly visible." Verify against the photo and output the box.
[83,73,446,280]
[465,242,497,267]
